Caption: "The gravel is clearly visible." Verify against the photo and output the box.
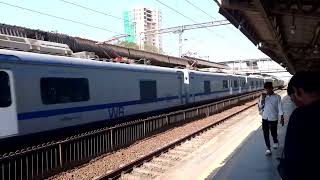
[49,100,257,180]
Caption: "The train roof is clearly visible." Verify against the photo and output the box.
[0,49,272,80]
[0,49,237,77]
[188,69,235,77]
[0,49,182,74]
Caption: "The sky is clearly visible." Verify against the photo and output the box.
[0,0,269,62]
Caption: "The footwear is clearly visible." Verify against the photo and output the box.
[265,149,272,156]
[273,143,279,149]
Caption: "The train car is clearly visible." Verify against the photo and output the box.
[247,75,264,91]
[0,49,184,139]
[0,49,268,141]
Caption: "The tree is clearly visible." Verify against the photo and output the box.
[144,43,159,53]
[117,41,139,49]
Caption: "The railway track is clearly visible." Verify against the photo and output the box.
[0,90,267,180]
[97,100,259,180]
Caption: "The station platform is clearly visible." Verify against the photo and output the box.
[157,103,287,180]
[209,124,286,180]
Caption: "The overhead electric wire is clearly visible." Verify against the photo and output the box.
[154,0,224,38]
[154,0,243,57]
[184,0,237,33]
[184,0,217,20]
[154,0,198,24]
[58,0,124,21]
[0,1,126,35]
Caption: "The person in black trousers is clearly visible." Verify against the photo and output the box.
[278,71,320,180]
[258,82,284,155]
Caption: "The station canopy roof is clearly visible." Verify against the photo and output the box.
[218,0,320,74]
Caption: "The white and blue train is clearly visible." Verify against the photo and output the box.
[0,49,284,140]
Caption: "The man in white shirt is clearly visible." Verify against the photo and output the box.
[258,82,284,156]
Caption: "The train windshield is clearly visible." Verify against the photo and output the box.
[0,71,12,107]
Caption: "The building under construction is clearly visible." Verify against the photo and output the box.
[123,7,162,51]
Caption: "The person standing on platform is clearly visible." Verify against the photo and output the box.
[258,82,284,156]
[278,71,320,180]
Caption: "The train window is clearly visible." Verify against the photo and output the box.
[242,80,245,87]
[0,71,12,107]
[204,81,210,94]
[140,80,157,102]
[234,80,238,88]
[251,81,254,87]
[223,80,228,89]
[41,78,90,104]
[256,81,259,87]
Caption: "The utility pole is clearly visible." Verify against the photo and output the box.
[178,32,182,57]
[139,33,143,50]
[233,61,235,74]
[176,28,184,58]
[142,20,230,57]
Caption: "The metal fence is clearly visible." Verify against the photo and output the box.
[0,91,261,180]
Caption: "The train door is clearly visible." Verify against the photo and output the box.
[239,78,242,93]
[189,73,195,103]
[245,77,248,92]
[239,79,242,93]
[0,70,18,138]
[229,78,233,95]
[177,72,184,104]
[179,70,190,104]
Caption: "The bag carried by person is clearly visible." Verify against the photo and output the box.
[258,93,266,115]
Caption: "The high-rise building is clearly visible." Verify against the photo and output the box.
[123,7,162,52]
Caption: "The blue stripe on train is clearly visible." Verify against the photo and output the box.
[17,87,257,121]
[18,96,179,120]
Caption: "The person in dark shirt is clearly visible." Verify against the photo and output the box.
[278,71,320,180]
